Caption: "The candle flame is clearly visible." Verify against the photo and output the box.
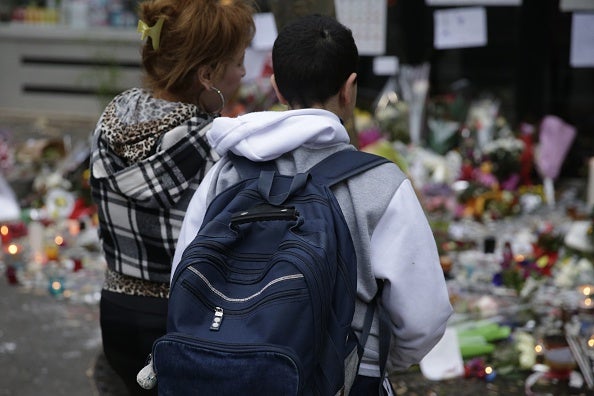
[7,244,18,255]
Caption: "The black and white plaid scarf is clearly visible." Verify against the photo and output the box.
[90,88,215,283]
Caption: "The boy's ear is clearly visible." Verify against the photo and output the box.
[339,72,358,107]
[270,75,289,105]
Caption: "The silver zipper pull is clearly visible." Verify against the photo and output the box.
[210,307,224,331]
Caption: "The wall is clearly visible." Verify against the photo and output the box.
[0,23,142,119]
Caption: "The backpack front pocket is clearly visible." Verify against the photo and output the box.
[152,333,302,396]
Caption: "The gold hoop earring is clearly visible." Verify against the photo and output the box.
[210,86,225,114]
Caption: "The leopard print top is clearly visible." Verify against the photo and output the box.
[101,88,198,164]
[103,267,169,298]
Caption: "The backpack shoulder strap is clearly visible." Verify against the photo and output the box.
[227,151,276,179]
[228,150,389,185]
[309,150,390,187]
[359,282,392,395]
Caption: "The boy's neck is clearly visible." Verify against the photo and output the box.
[293,97,351,124]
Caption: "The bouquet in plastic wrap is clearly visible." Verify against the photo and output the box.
[399,63,430,146]
[534,115,576,207]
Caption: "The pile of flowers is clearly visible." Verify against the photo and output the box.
[493,226,564,295]
[0,127,102,302]
[354,86,555,224]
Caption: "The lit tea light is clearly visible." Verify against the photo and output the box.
[535,344,544,354]
[0,224,15,244]
[48,277,64,295]
[579,297,594,310]
[7,243,19,255]
[4,243,23,260]
[579,284,594,297]
[484,366,496,381]
[51,280,61,291]
[588,337,594,348]
[54,235,65,246]
[3,243,24,274]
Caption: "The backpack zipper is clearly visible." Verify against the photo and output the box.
[188,266,303,303]
[181,274,307,332]
[182,277,306,314]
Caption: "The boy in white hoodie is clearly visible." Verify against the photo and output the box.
[172,14,452,395]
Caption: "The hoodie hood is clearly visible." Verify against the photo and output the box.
[90,88,213,206]
[207,109,351,161]
[100,88,198,164]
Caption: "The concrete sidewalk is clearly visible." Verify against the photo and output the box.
[0,273,127,396]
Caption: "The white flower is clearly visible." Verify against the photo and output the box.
[483,138,525,155]
[515,331,536,369]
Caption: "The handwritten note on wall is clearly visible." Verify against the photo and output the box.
[434,7,488,49]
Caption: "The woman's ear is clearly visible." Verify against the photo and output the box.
[196,65,214,90]
[270,75,288,105]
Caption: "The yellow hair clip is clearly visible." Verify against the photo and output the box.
[137,16,165,50]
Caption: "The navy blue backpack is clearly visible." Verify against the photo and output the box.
[145,150,389,395]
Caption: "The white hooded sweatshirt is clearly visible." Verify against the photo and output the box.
[172,108,453,378]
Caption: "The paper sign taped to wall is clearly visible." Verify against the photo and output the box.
[434,7,488,49]
[335,0,386,56]
[570,13,594,68]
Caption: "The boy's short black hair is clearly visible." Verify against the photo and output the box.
[272,14,358,108]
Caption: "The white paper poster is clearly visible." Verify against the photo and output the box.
[570,13,594,68]
[334,0,387,56]
[373,56,399,76]
[251,13,278,50]
[244,48,270,82]
[434,7,488,49]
